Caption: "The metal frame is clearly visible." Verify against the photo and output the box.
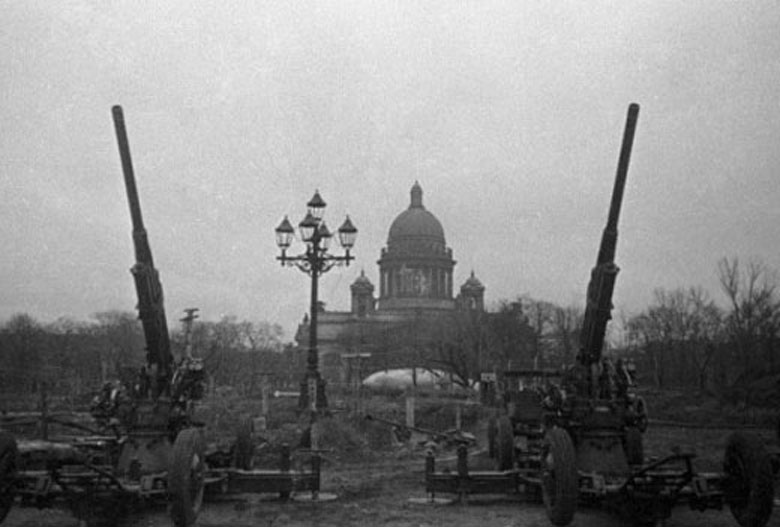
[424,447,728,518]
[2,431,322,521]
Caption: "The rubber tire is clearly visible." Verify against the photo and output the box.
[0,432,18,523]
[541,427,578,527]
[487,417,497,459]
[723,432,774,527]
[624,427,644,466]
[169,428,205,527]
[495,416,515,471]
[233,418,253,470]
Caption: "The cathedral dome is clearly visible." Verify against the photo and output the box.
[387,182,446,249]
[461,270,485,292]
[350,269,374,292]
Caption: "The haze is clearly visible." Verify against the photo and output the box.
[2,1,779,339]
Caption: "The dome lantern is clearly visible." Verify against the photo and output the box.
[410,181,423,209]
[387,183,446,250]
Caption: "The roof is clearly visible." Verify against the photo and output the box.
[351,269,374,290]
[387,182,446,245]
[461,270,485,291]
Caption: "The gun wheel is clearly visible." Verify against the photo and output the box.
[495,416,515,471]
[723,432,774,527]
[0,432,18,523]
[541,427,577,527]
[169,428,205,527]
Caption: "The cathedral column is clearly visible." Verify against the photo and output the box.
[387,269,392,298]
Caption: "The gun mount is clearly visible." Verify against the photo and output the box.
[549,104,644,477]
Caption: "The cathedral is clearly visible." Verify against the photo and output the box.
[295,182,485,382]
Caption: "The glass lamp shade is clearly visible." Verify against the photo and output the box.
[307,190,326,220]
[275,216,295,249]
[318,222,332,250]
[337,215,357,249]
[298,212,318,242]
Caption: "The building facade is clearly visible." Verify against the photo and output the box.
[295,182,485,383]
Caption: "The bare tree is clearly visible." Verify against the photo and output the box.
[717,257,780,381]
[519,296,557,369]
[486,300,535,370]
[551,305,583,366]
[684,287,723,390]
[1,313,44,394]
[627,287,723,390]
[91,311,145,384]
[426,310,491,389]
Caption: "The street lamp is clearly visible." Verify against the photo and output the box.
[275,190,357,412]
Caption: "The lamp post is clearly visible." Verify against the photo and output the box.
[275,190,357,412]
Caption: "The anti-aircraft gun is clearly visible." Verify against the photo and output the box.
[485,105,644,477]
[0,108,323,527]
[550,102,646,456]
[575,101,639,395]
[111,105,207,406]
[115,102,174,399]
[535,102,646,520]
[0,107,208,527]
[536,104,775,527]
[111,107,322,517]
[427,104,774,527]
[106,105,207,526]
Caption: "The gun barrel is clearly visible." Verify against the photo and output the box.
[112,105,154,266]
[112,107,145,232]
[111,105,173,395]
[577,103,640,370]
[597,103,640,264]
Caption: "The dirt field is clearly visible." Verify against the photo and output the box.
[3,422,779,527]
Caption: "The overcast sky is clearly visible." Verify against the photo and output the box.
[2,1,779,340]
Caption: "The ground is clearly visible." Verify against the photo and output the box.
[3,421,780,527]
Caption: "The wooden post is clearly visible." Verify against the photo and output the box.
[457,445,469,503]
[425,449,435,500]
[279,443,292,501]
[311,453,321,499]
[405,391,415,429]
[310,415,320,451]
[260,374,269,417]
[280,443,291,472]
[40,382,48,440]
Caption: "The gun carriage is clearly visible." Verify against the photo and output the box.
[425,104,775,527]
[0,106,321,527]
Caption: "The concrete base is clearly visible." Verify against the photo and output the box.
[292,491,337,502]
[408,496,455,505]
